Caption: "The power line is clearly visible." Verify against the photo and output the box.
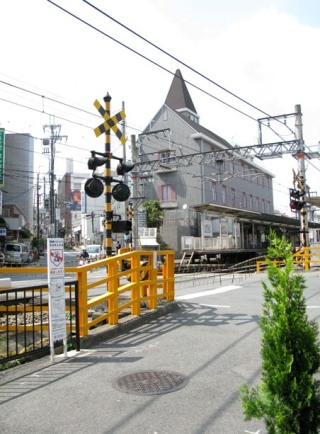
[47,0,268,126]
[0,79,98,119]
[49,0,294,141]
[82,0,276,120]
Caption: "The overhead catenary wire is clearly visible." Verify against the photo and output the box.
[0,2,312,217]
[49,0,294,142]
[2,92,300,213]
[82,0,295,135]
[47,0,286,136]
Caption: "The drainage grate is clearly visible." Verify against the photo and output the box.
[113,370,188,395]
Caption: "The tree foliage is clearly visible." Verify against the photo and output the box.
[143,200,164,228]
[241,231,320,433]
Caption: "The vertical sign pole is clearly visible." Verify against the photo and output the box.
[104,93,113,257]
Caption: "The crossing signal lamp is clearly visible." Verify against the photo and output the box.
[112,183,131,202]
[88,155,108,171]
[290,188,305,212]
[84,178,104,198]
[86,151,134,201]
[116,161,135,176]
[113,159,135,201]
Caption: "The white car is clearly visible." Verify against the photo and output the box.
[85,245,104,261]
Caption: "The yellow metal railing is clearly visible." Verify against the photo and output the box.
[256,246,320,272]
[0,249,175,337]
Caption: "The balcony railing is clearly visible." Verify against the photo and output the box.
[181,236,239,251]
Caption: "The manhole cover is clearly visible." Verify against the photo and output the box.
[113,370,188,395]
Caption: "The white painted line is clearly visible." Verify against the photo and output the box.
[176,284,242,300]
[307,306,320,309]
[200,304,231,308]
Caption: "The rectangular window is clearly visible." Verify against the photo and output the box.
[229,161,234,174]
[242,192,247,209]
[255,197,259,211]
[158,150,175,164]
[256,171,260,184]
[222,185,227,204]
[211,181,217,201]
[162,185,170,201]
[241,162,245,178]
[231,188,236,206]
[160,184,176,201]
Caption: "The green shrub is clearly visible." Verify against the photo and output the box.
[241,232,320,433]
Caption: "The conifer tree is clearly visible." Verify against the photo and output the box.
[241,232,320,433]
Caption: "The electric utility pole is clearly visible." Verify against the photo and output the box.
[295,104,309,247]
[43,123,67,238]
[36,173,40,242]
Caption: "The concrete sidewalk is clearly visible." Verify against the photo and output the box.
[0,271,296,433]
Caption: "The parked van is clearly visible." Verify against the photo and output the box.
[4,242,30,264]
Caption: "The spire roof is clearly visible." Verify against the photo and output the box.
[165,69,197,114]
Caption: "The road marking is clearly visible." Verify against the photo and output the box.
[307,306,320,309]
[200,304,231,308]
[176,285,242,300]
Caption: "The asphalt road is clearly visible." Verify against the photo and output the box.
[0,251,81,283]
[1,269,320,433]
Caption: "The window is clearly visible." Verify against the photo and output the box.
[211,181,217,201]
[267,176,271,190]
[159,150,173,163]
[222,185,227,204]
[249,194,253,210]
[3,209,10,217]
[138,183,145,197]
[242,192,247,209]
[267,201,271,213]
[229,161,234,174]
[162,185,170,201]
[255,171,259,184]
[240,162,245,178]
[159,184,176,201]
[231,188,236,206]
[255,197,259,211]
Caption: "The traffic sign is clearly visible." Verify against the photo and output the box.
[93,99,126,144]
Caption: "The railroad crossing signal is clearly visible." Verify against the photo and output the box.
[289,188,305,212]
[93,99,126,144]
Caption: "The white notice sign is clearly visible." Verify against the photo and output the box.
[47,238,66,361]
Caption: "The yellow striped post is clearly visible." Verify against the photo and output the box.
[104,94,113,257]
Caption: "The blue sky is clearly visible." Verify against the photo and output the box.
[1,0,320,214]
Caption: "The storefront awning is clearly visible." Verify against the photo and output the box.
[192,202,320,229]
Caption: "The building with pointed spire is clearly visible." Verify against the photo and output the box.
[136,70,318,262]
